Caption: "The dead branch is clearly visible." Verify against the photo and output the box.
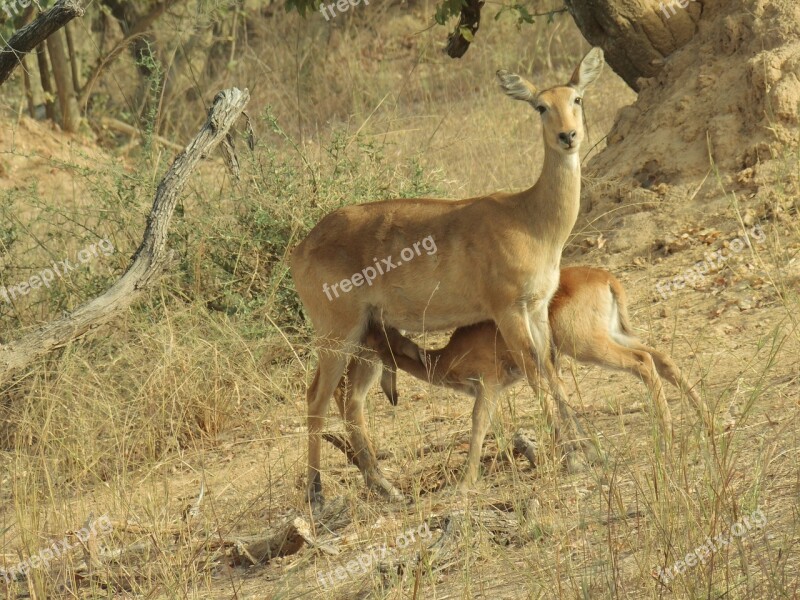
[99,116,185,152]
[0,0,84,87]
[356,507,532,594]
[77,33,145,108]
[231,516,313,565]
[0,88,250,380]
[323,432,364,469]
[230,496,351,566]
[511,428,538,468]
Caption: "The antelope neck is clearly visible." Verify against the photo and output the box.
[517,146,581,243]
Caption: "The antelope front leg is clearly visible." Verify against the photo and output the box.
[493,310,563,455]
[495,308,596,471]
[541,347,602,466]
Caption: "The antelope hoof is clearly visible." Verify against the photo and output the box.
[582,440,606,466]
[565,452,587,474]
[380,482,405,502]
[562,441,591,473]
[306,472,325,509]
[455,476,477,494]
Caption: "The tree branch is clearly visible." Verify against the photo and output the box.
[0,88,250,379]
[445,0,484,59]
[0,0,84,87]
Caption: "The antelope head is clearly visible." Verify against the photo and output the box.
[497,47,604,155]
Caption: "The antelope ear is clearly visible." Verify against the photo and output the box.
[569,47,604,92]
[497,70,538,104]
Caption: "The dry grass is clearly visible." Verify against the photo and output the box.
[0,2,798,599]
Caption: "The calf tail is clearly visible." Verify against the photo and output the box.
[608,277,635,338]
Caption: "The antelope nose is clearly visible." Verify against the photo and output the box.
[558,130,577,145]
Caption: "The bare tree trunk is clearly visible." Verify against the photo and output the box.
[64,21,81,91]
[22,55,36,117]
[46,29,80,131]
[14,5,38,118]
[80,0,185,110]
[0,88,251,381]
[35,43,57,121]
[100,0,181,66]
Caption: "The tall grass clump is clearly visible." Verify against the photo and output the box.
[0,102,442,491]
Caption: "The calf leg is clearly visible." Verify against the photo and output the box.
[335,354,403,500]
[459,381,501,490]
[593,341,673,445]
[494,308,593,470]
[633,342,713,435]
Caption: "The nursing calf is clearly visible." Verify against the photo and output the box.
[369,267,711,487]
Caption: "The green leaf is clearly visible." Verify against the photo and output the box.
[434,0,466,25]
[515,5,535,24]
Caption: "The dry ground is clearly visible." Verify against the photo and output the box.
[0,3,798,599]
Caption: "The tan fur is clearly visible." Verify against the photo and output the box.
[370,267,712,487]
[290,49,604,504]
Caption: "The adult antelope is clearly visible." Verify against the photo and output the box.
[291,48,604,505]
[370,267,713,487]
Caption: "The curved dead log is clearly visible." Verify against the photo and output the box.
[564,0,703,91]
[0,0,84,87]
[440,0,702,92]
[0,88,250,380]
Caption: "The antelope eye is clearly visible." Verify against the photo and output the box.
[575,97,583,105]
[535,105,547,114]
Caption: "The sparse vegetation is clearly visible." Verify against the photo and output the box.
[0,1,798,599]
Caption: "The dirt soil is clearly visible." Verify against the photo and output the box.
[587,0,800,188]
